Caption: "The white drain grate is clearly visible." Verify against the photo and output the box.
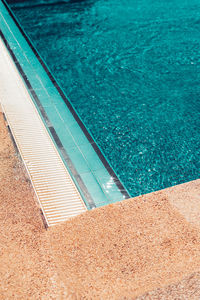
[0,38,87,226]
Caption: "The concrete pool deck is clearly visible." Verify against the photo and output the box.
[0,112,200,299]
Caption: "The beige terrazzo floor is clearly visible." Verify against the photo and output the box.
[0,112,200,299]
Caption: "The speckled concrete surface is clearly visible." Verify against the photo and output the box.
[137,271,200,299]
[0,112,200,299]
[50,186,200,299]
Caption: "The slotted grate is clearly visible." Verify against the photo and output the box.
[0,38,87,226]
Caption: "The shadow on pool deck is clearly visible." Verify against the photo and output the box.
[0,112,200,299]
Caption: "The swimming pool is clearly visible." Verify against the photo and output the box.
[7,0,200,197]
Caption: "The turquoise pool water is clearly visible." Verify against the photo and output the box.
[8,0,200,197]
